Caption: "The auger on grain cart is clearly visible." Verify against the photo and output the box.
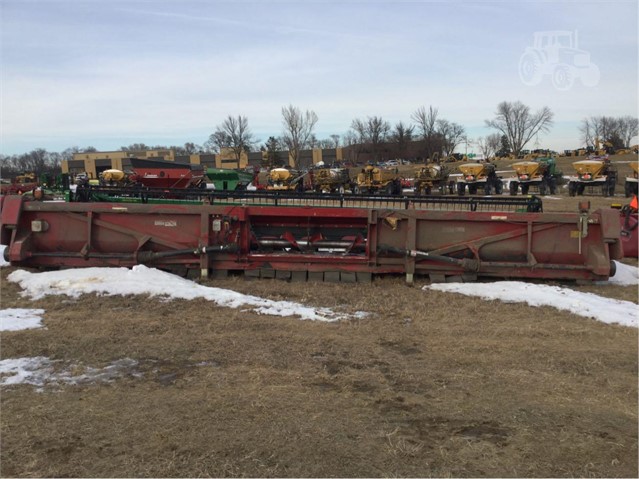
[567,156,617,197]
[624,161,638,198]
[413,163,452,195]
[509,157,561,196]
[354,166,402,195]
[456,162,503,196]
[1,193,622,283]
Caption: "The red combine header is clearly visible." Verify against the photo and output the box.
[1,193,623,283]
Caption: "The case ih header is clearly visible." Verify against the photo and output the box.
[1,192,623,283]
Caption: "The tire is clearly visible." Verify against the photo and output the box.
[539,179,547,196]
[468,184,478,195]
[457,182,465,196]
[521,184,530,195]
[424,186,432,195]
[552,64,575,91]
[624,182,632,197]
[518,50,544,86]
[495,180,503,195]
[549,177,557,195]
[577,183,585,195]
[338,185,345,195]
[385,183,394,196]
[568,181,576,197]
[353,185,361,195]
[580,63,600,87]
[509,181,518,196]
[484,183,492,195]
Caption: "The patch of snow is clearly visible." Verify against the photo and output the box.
[607,261,639,286]
[0,308,46,331]
[0,357,140,388]
[0,245,8,267]
[7,265,362,322]
[424,281,638,328]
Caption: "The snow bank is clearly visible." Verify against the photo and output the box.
[0,308,45,331]
[7,265,361,322]
[425,281,638,328]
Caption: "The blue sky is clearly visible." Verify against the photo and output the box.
[1,0,637,155]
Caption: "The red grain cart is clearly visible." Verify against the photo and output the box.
[128,158,205,189]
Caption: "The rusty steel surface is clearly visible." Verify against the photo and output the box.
[1,195,622,282]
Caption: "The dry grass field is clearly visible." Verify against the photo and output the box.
[1,158,638,478]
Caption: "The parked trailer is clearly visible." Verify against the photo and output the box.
[1,195,622,283]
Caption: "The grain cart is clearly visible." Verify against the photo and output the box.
[567,156,617,197]
[266,168,306,192]
[624,160,638,197]
[456,162,503,196]
[354,166,402,195]
[509,157,561,195]
[413,164,452,195]
[311,168,354,194]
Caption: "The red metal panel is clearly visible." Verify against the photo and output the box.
[0,197,622,281]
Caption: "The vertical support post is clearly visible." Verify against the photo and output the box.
[200,208,209,279]
[368,210,378,268]
[406,216,417,284]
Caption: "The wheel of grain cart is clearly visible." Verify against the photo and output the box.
[423,185,432,195]
[602,183,610,197]
[495,180,503,195]
[607,173,617,196]
[457,182,465,196]
[539,178,547,196]
[394,179,402,195]
[577,183,585,195]
[484,183,492,195]
[468,184,478,195]
[509,181,518,196]
[549,177,558,195]
[521,184,530,195]
[385,183,394,195]
[568,181,577,197]
[338,185,345,195]
[353,185,361,194]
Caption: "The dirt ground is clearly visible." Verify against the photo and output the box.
[1,175,638,478]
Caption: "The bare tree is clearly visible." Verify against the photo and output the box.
[580,115,638,149]
[390,121,415,159]
[208,115,256,163]
[436,119,466,156]
[204,131,228,153]
[281,105,318,169]
[350,116,391,163]
[330,134,340,148]
[485,101,554,157]
[476,133,502,159]
[411,106,439,139]
[579,118,595,148]
[616,116,639,148]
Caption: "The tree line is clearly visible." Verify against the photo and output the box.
[2,101,636,178]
